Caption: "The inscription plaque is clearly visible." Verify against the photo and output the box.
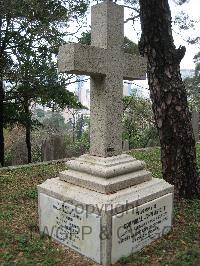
[112,193,173,263]
[39,193,101,263]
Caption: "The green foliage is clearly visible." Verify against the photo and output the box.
[42,112,68,132]
[123,96,159,148]
[78,31,91,45]
[4,148,12,166]
[124,0,139,10]
[66,139,89,157]
[11,189,38,201]
[194,51,200,75]
[75,114,89,140]
[4,51,82,129]
[1,0,83,75]
[35,109,45,118]
[173,2,199,47]
[78,31,139,54]
[130,147,162,178]
[64,130,90,158]
[3,115,90,166]
[119,254,148,265]
[171,248,200,266]
[124,36,139,55]
[0,0,89,163]
[185,51,200,111]
[175,11,195,30]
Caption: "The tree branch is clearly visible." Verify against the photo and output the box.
[123,5,140,13]
[124,15,140,24]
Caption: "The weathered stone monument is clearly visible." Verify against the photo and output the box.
[41,135,65,161]
[123,139,130,152]
[38,1,174,265]
[192,110,199,143]
[12,140,28,166]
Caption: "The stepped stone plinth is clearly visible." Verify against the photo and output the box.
[59,154,152,194]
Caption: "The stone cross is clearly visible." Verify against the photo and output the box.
[58,1,146,157]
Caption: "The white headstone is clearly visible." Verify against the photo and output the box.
[111,193,173,263]
[39,193,101,263]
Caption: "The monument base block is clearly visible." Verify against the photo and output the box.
[59,154,152,194]
[38,163,174,266]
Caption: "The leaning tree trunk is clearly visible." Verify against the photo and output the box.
[0,80,4,167]
[139,0,200,199]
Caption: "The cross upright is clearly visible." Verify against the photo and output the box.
[58,0,146,158]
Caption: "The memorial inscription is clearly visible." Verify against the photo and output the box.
[39,193,101,263]
[112,193,173,263]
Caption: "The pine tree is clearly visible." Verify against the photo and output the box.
[139,0,200,199]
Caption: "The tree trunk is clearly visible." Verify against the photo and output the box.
[0,80,4,167]
[139,0,200,199]
[24,100,32,163]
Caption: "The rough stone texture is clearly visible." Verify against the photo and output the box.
[65,154,145,178]
[38,178,173,216]
[41,135,65,161]
[75,154,135,166]
[38,178,173,265]
[58,43,106,76]
[59,154,152,193]
[123,140,129,151]
[58,1,146,157]
[58,45,146,81]
[192,110,199,143]
[39,2,173,266]
[60,169,152,194]
[123,53,146,80]
[91,1,124,50]
[12,141,28,166]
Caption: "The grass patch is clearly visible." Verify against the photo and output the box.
[0,149,200,265]
[10,188,38,201]
[171,249,200,266]
[130,147,162,178]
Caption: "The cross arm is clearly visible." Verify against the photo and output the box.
[58,43,107,76]
[123,53,147,80]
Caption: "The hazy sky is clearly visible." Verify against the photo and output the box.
[123,0,199,69]
[71,0,200,70]
[67,0,199,96]
[169,0,200,69]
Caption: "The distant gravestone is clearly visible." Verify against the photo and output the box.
[41,135,65,161]
[12,141,28,166]
[123,139,129,151]
[192,110,199,143]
